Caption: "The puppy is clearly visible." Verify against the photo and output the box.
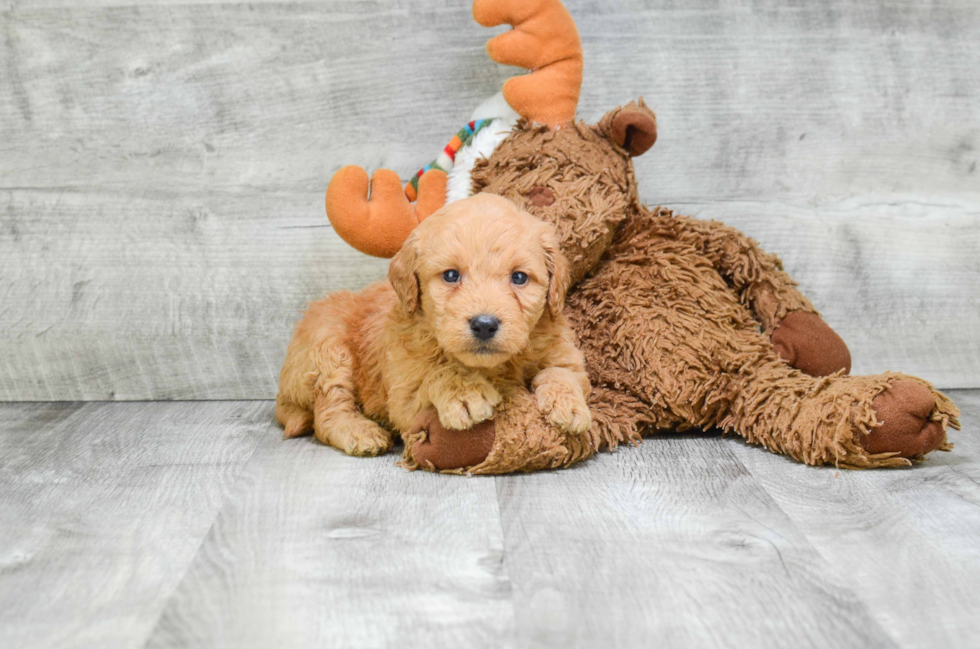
[276,193,591,456]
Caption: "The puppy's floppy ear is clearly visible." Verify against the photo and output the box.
[541,228,570,319]
[388,235,421,315]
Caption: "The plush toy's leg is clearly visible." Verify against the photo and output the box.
[401,387,597,474]
[588,386,687,450]
[719,350,960,467]
[402,408,497,471]
[645,207,851,376]
[769,310,851,377]
[569,218,959,468]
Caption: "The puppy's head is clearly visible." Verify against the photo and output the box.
[388,193,569,369]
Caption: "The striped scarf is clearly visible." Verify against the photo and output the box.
[404,119,496,201]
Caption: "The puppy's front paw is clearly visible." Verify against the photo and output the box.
[317,417,393,457]
[344,423,393,457]
[535,381,592,436]
[435,381,501,430]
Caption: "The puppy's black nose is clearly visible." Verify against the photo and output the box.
[469,315,500,341]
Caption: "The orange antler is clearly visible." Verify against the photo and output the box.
[325,167,447,258]
[473,0,583,128]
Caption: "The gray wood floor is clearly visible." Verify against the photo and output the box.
[0,391,977,648]
[3,0,979,647]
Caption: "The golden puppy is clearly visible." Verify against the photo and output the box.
[276,193,591,456]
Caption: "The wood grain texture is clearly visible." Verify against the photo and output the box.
[0,393,977,647]
[729,388,980,649]
[145,433,512,649]
[494,437,895,649]
[0,400,269,649]
[2,0,978,399]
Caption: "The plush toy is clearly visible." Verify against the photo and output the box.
[323,0,960,473]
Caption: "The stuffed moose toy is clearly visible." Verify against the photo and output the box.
[307,0,959,473]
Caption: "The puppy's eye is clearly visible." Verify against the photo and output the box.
[442,269,460,283]
[511,271,529,285]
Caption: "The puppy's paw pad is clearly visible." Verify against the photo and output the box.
[438,391,497,430]
[343,422,392,457]
[480,383,503,408]
[536,383,592,435]
[549,403,592,436]
[437,401,474,430]
[465,402,495,426]
[564,407,593,436]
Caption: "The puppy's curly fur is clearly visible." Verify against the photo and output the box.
[276,193,591,456]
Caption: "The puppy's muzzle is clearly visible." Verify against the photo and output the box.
[469,314,500,341]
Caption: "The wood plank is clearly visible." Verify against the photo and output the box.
[0,400,269,649]
[0,188,389,401]
[494,435,896,648]
[729,389,980,648]
[2,0,978,399]
[3,0,974,199]
[1,393,977,646]
[144,434,513,649]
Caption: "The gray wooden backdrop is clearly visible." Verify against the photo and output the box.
[1,0,978,400]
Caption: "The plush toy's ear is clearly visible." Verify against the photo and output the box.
[601,99,658,157]
[542,228,570,319]
[388,235,421,315]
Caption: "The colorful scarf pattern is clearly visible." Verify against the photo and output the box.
[404,119,496,201]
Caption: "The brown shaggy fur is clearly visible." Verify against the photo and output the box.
[402,101,960,472]
[277,194,592,456]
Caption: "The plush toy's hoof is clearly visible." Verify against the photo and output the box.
[863,380,946,458]
[409,408,496,471]
[771,311,852,377]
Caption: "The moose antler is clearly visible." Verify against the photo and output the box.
[326,0,580,256]
[325,166,447,258]
[473,0,583,128]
